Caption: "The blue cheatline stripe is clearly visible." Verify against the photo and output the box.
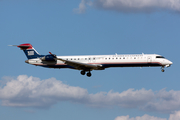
[34,62,162,69]
[40,65,75,69]
[101,63,162,68]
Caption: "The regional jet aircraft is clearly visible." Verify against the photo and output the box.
[12,43,173,77]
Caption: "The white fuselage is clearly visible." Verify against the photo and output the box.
[15,43,172,77]
[26,54,172,69]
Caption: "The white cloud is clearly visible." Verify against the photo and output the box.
[74,0,86,14]
[1,75,180,114]
[115,114,166,120]
[74,0,92,14]
[114,111,180,120]
[76,0,180,13]
[0,75,88,108]
[87,88,154,108]
[142,89,180,113]
[0,75,154,108]
[169,111,180,120]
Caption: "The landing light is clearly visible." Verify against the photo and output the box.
[165,64,171,67]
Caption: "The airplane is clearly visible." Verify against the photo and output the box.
[11,43,173,77]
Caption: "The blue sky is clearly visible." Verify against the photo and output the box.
[0,0,180,120]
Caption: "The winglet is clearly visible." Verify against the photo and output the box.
[49,52,56,58]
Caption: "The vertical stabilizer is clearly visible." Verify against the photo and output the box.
[17,43,43,59]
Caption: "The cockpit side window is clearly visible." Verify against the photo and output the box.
[156,56,165,58]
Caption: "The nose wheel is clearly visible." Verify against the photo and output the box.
[80,71,92,77]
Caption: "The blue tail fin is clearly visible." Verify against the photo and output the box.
[18,43,43,59]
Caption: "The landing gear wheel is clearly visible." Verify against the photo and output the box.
[81,71,86,75]
[86,72,92,77]
[161,69,165,72]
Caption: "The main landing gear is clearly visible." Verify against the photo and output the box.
[81,70,92,77]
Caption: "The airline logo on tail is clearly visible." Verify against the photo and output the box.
[28,51,34,56]
[10,43,44,59]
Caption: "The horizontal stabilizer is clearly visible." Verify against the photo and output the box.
[17,43,33,50]
[11,43,42,59]
[8,45,18,47]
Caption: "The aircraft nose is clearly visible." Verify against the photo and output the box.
[169,61,173,65]
[165,60,173,67]
[167,59,173,65]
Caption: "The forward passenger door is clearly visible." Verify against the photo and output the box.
[147,56,152,63]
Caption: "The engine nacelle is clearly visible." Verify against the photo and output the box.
[41,55,56,61]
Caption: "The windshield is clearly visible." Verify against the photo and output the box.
[156,56,165,58]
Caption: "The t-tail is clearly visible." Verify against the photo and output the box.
[17,43,43,59]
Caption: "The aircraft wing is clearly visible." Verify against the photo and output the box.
[56,58,103,70]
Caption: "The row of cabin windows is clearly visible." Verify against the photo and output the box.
[66,58,96,60]
[105,57,144,60]
[65,57,144,61]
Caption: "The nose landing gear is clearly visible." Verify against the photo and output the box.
[161,66,165,72]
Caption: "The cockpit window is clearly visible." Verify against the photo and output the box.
[156,56,165,58]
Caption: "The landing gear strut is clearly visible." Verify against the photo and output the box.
[161,66,165,72]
